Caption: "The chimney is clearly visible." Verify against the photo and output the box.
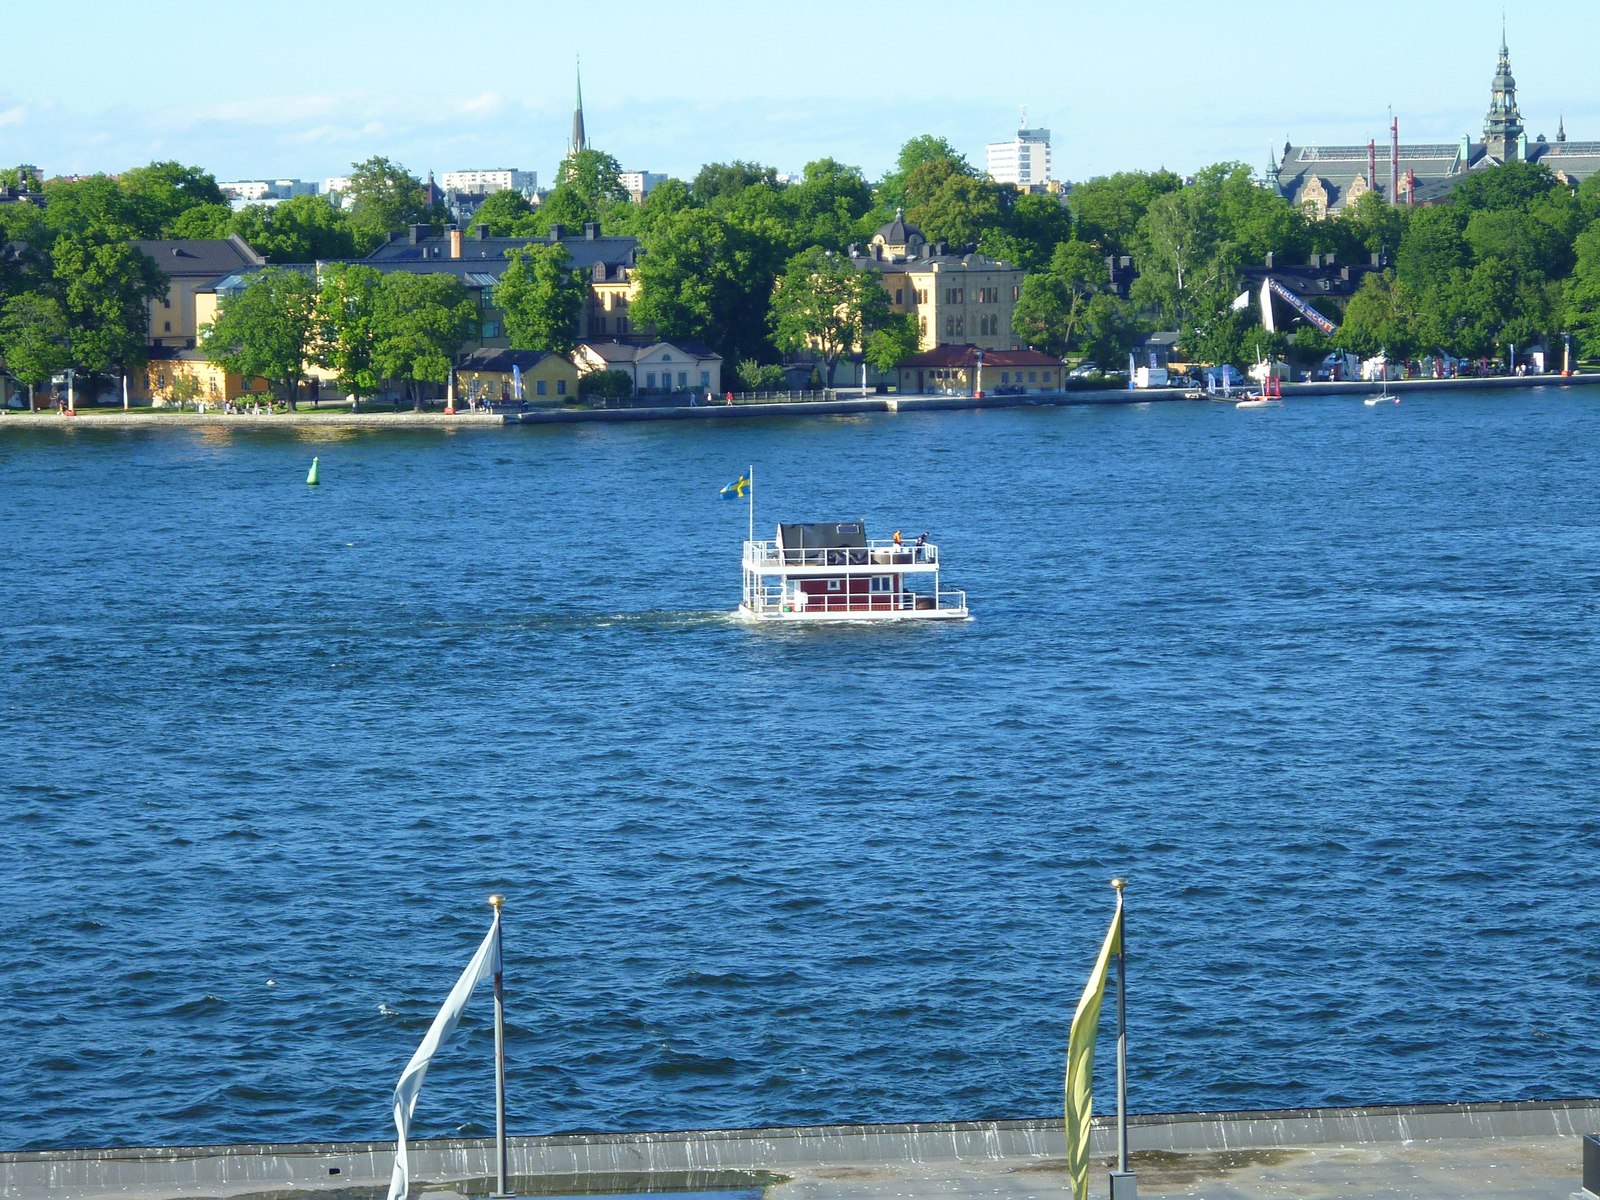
[1310,253,1321,268]
[1370,251,1380,267]
[1325,251,1336,266]
[584,222,600,240]
[548,224,566,242]
[449,228,463,260]
[475,224,490,241]
[1265,251,1275,270]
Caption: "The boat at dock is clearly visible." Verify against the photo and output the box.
[738,522,968,622]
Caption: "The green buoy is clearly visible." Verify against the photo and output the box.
[306,457,320,486]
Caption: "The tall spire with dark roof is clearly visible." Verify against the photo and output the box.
[1482,25,1524,161]
[570,58,587,156]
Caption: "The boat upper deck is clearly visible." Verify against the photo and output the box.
[743,538,942,574]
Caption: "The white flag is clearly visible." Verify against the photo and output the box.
[1230,290,1250,311]
[387,914,502,1200]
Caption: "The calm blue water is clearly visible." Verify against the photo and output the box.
[3,391,1599,1153]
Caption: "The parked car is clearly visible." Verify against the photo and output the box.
[1069,363,1101,379]
[1167,375,1199,389]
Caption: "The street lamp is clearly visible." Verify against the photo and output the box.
[1563,331,1572,378]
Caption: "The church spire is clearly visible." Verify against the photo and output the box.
[570,58,587,156]
[1482,25,1524,161]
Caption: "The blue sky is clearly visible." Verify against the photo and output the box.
[4,0,1595,188]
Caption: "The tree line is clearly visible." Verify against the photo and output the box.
[6,143,1600,403]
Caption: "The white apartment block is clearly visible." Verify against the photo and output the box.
[440,169,537,196]
[219,179,319,203]
[618,170,667,201]
[986,126,1053,187]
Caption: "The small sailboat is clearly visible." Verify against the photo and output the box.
[1364,377,1398,406]
[1236,375,1282,409]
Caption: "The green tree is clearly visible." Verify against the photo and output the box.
[787,158,875,251]
[875,136,969,212]
[344,157,431,251]
[0,293,72,408]
[1563,220,1600,352]
[313,263,384,403]
[981,192,1075,272]
[494,244,585,352]
[41,176,145,241]
[768,247,889,387]
[52,231,168,375]
[864,312,921,374]
[1338,270,1421,359]
[691,161,781,206]
[1068,170,1182,258]
[120,161,227,236]
[231,195,358,263]
[467,189,537,236]
[1011,239,1110,354]
[1132,188,1234,327]
[907,170,1008,250]
[1395,206,1469,291]
[372,273,476,407]
[169,203,234,240]
[631,207,785,362]
[1077,292,1141,368]
[579,368,634,401]
[200,266,317,403]
[537,149,630,234]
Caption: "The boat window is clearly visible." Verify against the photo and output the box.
[870,576,893,593]
[826,580,842,591]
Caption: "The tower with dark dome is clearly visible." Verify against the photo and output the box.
[1482,26,1525,162]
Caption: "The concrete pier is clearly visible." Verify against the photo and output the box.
[4,1100,1596,1200]
[5,372,1596,435]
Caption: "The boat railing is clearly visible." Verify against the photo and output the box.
[744,585,966,615]
[744,539,939,568]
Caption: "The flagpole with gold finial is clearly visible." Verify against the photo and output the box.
[488,894,512,1199]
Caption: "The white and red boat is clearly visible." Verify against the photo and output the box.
[738,522,968,622]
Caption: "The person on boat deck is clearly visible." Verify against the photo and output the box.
[893,530,903,546]
[915,531,928,560]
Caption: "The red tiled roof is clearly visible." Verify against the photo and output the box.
[896,345,1064,368]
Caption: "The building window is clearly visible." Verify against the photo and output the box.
[596,316,606,334]
[678,371,687,387]
[557,380,567,395]
[536,380,547,395]
[1028,371,1037,382]
[482,321,500,338]
[699,371,710,387]
[954,316,964,336]
[646,372,656,389]
[895,288,903,305]
[944,317,954,337]
[163,321,171,332]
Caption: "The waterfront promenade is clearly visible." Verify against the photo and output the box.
[4,373,1597,432]
[3,1102,1596,1199]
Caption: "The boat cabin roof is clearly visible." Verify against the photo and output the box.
[776,522,867,549]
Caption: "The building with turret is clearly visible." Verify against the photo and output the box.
[1272,31,1600,217]
[850,211,1025,351]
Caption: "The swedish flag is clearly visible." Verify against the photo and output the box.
[720,473,750,500]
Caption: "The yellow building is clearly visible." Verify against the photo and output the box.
[134,236,265,349]
[851,211,1026,352]
[456,348,579,405]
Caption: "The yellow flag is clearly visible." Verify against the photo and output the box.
[1065,895,1123,1200]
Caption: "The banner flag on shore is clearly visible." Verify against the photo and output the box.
[387,912,502,1200]
[1065,893,1123,1200]
[720,472,750,500]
